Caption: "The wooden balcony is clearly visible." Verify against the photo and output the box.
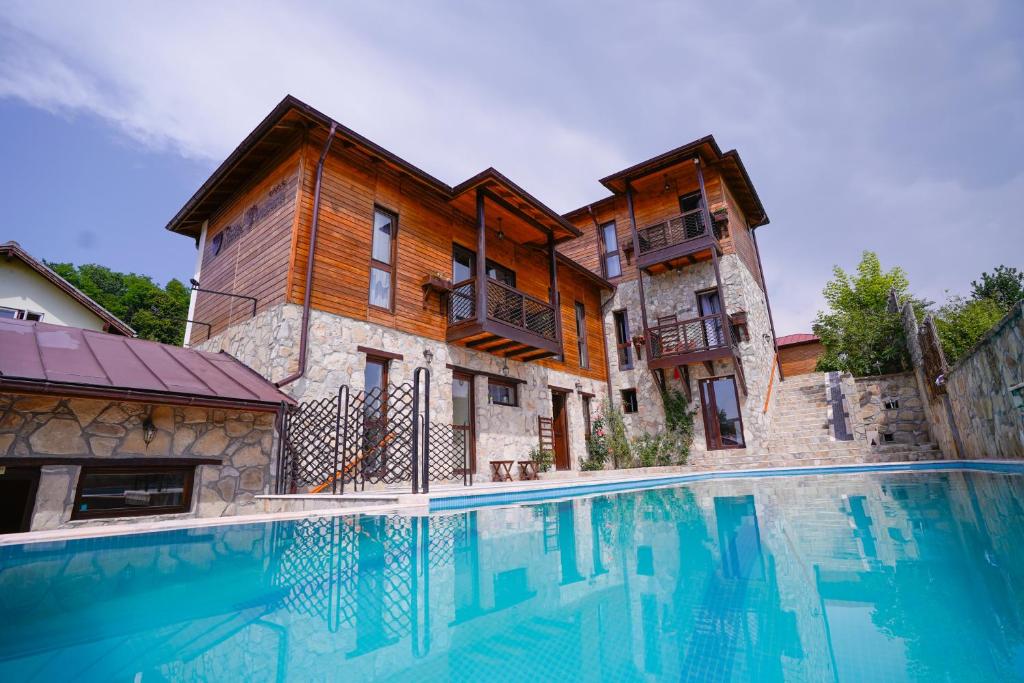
[447,277,561,361]
[635,207,721,274]
[646,313,734,369]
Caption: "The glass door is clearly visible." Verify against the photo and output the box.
[700,376,745,450]
[452,372,476,473]
[697,289,725,348]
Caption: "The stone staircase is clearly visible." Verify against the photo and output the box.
[690,371,941,471]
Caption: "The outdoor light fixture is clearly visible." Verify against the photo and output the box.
[142,416,156,445]
[662,174,671,193]
[501,359,510,377]
[497,217,505,241]
[575,380,583,393]
[423,348,434,364]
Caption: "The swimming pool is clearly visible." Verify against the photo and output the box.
[3,465,1024,681]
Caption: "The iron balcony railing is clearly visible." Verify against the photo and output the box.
[636,207,720,256]
[648,313,729,360]
[447,277,558,341]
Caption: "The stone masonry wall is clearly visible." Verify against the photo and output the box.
[199,303,606,474]
[0,394,276,529]
[946,301,1024,458]
[604,253,778,456]
[851,373,931,447]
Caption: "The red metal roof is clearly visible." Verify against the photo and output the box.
[776,333,820,347]
[0,320,294,409]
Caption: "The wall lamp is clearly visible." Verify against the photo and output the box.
[190,279,257,318]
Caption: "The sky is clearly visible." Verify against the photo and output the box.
[1,0,1021,335]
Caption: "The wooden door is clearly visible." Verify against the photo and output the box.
[551,391,570,470]
[699,376,745,450]
[452,372,476,473]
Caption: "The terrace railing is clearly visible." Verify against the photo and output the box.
[486,278,558,341]
[448,278,476,325]
[648,313,730,360]
[636,207,720,256]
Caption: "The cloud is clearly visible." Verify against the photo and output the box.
[1,0,1021,334]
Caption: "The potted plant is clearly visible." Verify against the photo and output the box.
[711,206,729,223]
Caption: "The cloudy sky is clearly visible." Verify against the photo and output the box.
[1,0,1021,334]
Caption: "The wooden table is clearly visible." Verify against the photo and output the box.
[490,460,515,482]
[517,460,539,481]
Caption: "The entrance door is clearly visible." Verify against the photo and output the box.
[0,466,40,534]
[699,376,745,450]
[550,391,570,470]
[697,289,725,347]
[452,372,476,473]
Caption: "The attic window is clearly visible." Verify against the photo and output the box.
[883,399,899,410]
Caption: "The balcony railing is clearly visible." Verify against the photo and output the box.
[648,313,729,360]
[636,207,720,256]
[447,277,558,342]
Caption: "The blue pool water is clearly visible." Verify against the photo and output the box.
[3,468,1024,681]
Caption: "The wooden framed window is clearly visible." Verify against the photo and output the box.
[369,207,398,311]
[582,395,593,443]
[72,466,194,519]
[574,301,589,369]
[621,388,638,414]
[613,309,633,369]
[600,221,622,278]
[487,378,518,407]
[452,243,516,287]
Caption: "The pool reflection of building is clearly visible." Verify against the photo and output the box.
[4,471,1024,681]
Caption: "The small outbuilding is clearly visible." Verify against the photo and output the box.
[777,333,824,377]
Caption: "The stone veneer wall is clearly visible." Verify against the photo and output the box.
[850,373,932,447]
[945,302,1024,458]
[603,253,778,455]
[0,394,276,529]
[199,303,606,474]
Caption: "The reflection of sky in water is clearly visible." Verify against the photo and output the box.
[3,471,1024,681]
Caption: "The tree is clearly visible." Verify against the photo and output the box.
[46,262,190,345]
[933,295,1004,363]
[970,265,1024,313]
[812,251,926,376]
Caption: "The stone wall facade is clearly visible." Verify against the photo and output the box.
[946,302,1024,458]
[851,373,931,447]
[0,393,276,529]
[200,304,606,475]
[602,253,778,456]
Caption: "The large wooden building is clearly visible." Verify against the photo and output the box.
[168,96,781,478]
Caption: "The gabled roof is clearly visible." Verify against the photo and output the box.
[0,319,294,410]
[0,241,135,336]
[593,135,769,228]
[777,333,820,347]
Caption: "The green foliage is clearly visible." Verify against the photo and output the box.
[582,391,694,471]
[662,388,695,445]
[528,445,554,473]
[970,265,1024,313]
[934,296,1007,363]
[812,251,923,376]
[580,415,609,471]
[46,262,190,344]
[601,399,631,469]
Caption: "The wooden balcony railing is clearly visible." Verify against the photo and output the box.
[636,207,720,256]
[447,277,558,342]
[648,313,729,360]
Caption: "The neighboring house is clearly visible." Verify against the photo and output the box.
[166,95,781,480]
[0,241,134,335]
[777,333,824,377]
[0,318,293,533]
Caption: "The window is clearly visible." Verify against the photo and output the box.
[621,388,638,414]
[488,379,518,407]
[487,261,516,288]
[600,221,622,278]
[369,207,397,310]
[883,399,899,410]
[613,310,633,369]
[582,395,593,443]
[364,357,389,399]
[72,467,193,519]
[0,307,43,321]
[451,244,516,287]
[574,301,589,369]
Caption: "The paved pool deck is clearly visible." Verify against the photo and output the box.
[3,459,1020,546]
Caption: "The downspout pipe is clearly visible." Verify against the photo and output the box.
[751,227,784,382]
[277,122,338,387]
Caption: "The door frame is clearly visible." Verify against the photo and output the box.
[699,375,745,450]
[0,465,41,533]
[452,371,477,473]
[550,389,571,470]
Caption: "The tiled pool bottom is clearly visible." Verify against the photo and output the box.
[3,469,1024,681]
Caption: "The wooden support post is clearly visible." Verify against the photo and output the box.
[625,182,652,346]
[475,188,487,326]
[548,231,562,346]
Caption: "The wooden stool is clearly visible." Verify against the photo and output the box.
[517,461,539,481]
[490,460,514,482]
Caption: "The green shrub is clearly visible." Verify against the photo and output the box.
[580,415,609,471]
[528,446,554,472]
